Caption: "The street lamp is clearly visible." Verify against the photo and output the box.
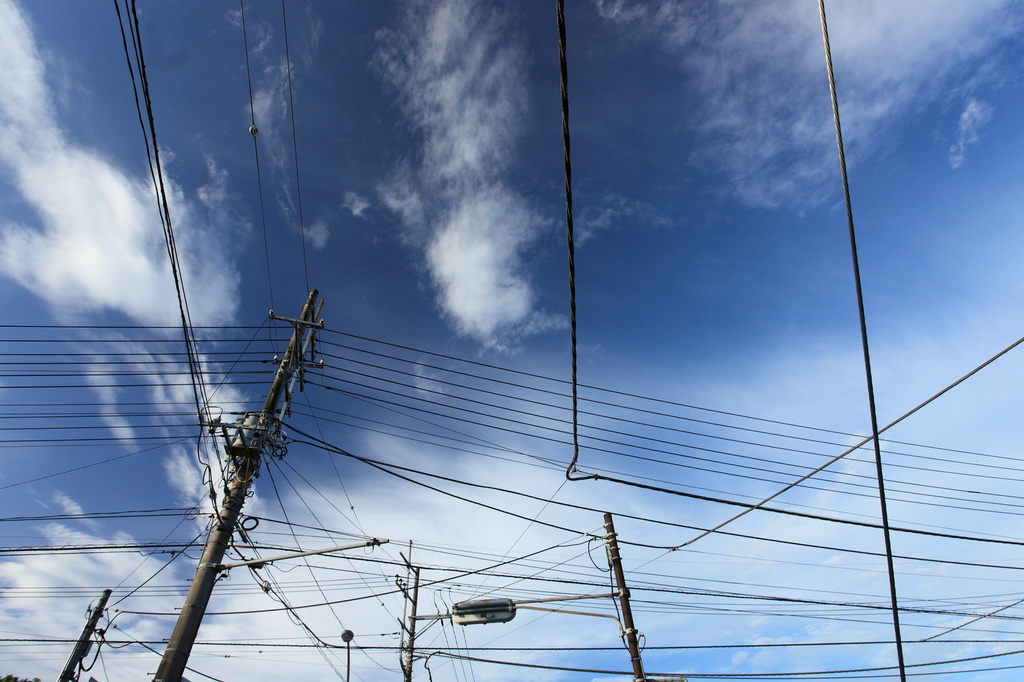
[446,593,616,626]
[450,598,516,625]
[436,594,687,682]
[341,629,354,682]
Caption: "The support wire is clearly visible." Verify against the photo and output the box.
[556,0,590,482]
[817,1,907,678]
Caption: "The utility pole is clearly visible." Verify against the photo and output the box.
[398,544,421,682]
[153,290,323,682]
[605,512,646,682]
[58,588,111,682]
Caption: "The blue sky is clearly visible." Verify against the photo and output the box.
[2,0,1024,680]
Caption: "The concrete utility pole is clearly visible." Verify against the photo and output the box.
[398,545,421,682]
[604,513,646,682]
[58,588,112,682]
[153,290,323,682]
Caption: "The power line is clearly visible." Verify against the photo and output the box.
[239,0,277,312]
[284,424,1024,550]
[280,0,311,294]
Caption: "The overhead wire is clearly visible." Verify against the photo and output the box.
[229,531,350,677]
[16,637,1002,652]
[6,323,1015,536]
[6,319,1024,675]
[107,525,209,614]
[315,333,1024,496]
[301,393,1012,518]
[283,423,1024,551]
[280,0,312,294]
[163,542,596,617]
[425,646,1024,679]
[264,460,353,634]
[273,458,416,628]
[100,513,1024,575]
[662,331,1024,552]
[26,1,1024,676]
[28,540,1019,659]
[114,0,212,427]
[310,330,1024,473]
[305,372,1024,524]
[104,621,228,682]
[0,440,189,491]
[9,323,1020,482]
[290,337,367,535]
[115,0,225,514]
[240,0,277,314]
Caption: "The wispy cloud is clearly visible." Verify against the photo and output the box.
[234,7,326,251]
[578,194,672,245]
[376,0,560,348]
[0,0,239,326]
[948,97,993,168]
[594,0,1018,208]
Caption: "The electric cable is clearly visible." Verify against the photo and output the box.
[115,0,220,509]
[280,0,312,294]
[0,439,188,491]
[116,0,212,425]
[308,367,1024,516]
[265,460,350,633]
[6,321,1015,481]
[285,423,1024,555]
[240,0,277,314]
[314,336,1024,496]
[294,386,1024,540]
[320,329,1024,471]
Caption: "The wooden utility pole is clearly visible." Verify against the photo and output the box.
[604,513,646,682]
[153,290,323,682]
[58,588,111,682]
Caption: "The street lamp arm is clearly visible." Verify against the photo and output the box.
[218,538,388,570]
[515,604,622,626]
[512,592,615,606]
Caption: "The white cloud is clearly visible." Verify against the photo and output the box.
[594,0,1019,208]
[0,0,239,326]
[376,0,558,348]
[342,190,370,218]
[427,190,535,340]
[594,0,648,23]
[948,97,994,168]
[0,523,177,678]
[52,490,85,517]
[306,217,330,249]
